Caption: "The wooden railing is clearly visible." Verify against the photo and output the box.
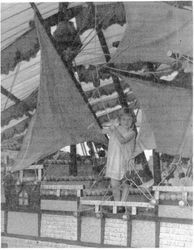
[80,200,155,215]
[153,186,193,204]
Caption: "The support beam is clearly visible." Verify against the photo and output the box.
[93,5,151,175]
[95,23,128,107]
[90,0,127,107]
[70,145,77,176]
[1,86,21,104]
[1,86,32,117]
[153,150,161,185]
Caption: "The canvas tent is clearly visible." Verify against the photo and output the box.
[1,2,192,171]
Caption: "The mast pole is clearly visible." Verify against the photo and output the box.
[93,3,153,179]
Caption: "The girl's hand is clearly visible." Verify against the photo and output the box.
[110,125,116,131]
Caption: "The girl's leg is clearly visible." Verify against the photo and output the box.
[121,183,130,201]
[111,179,121,201]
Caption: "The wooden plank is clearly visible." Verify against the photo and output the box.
[19,171,23,181]
[41,184,84,190]
[182,191,188,201]
[26,165,44,170]
[77,190,81,197]
[41,200,78,211]
[158,205,193,219]
[153,186,193,192]
[22,177,35,182]
[70,144,77,176]
[56,189,60,197]
[112,206,117,214]
[154,190,159,200]
[38,169,42,181]
[131,207,137,215]
[80,200,154,208]
[153,150,161,184]
[95,205,100,213]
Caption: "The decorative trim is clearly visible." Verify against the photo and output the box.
[80,199,154,208]
[41,210,76,216]
[153,186,193,192]
[6,208,39,214]
[1,233,105,248]
[158,217,193,225]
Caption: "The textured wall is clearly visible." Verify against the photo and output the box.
[104,218,127,246]
[41,200,77,211]
[81,216,101,244]
[131,220,156,247]
[160,222,193,248]
[41,214,77,240]
[1,210,5,233]
[1,236,81,248]
[159,205,193,219]
[7,212,38,236]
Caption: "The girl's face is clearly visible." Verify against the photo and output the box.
[120,115,133,128]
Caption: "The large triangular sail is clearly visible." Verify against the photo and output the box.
[122,76,192,157]
[112,2,192,64]
[12,13,106,172]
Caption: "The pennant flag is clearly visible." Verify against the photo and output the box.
[112,2,192,64]
[123,77,192,157]
[12,14,106,172]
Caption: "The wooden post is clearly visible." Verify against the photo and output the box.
[153,150,161,184]
[70,144,77,176]
[94,3,150,171]
[95,24,128,107]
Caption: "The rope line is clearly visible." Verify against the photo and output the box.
[157,155,182,186]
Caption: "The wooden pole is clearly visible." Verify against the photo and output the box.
[95,24,128,107]
[153,150,161,184]
[70,145,77,176]
[93,4,150,173]
[1,86,32,118]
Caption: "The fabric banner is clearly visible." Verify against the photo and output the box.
[112,2,192,64]
[134,110,156,156]
[12,14,106,172]
[123,76,192,157]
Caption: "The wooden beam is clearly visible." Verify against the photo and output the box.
[93,4,150,173]
[1,86,21,104]
[41,184,84,190]
[80,200,155,208]
[153,150,161,185]
[153,186,193,193]
[70,144,77,176]
[1,86,32,117]
[95,23,128,107]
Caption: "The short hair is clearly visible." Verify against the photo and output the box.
[118,107,135,123]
